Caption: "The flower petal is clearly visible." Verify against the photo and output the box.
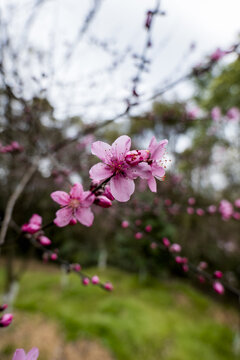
[26,348,39,360]
[149,138,168,160]
[29,214,42,225]
[91,141,112,162]
[54,207,72,227]
[82,191,95,207]
[75,207,94,227]
[89,163,113,181]
[110,175,135,202]
[151,164,165,178]
[70,183,83,199]
[51,191,70,206]
[134,162,152,179]
[111,135,131,160]
[148,177,157,192]
[12,349,26,360]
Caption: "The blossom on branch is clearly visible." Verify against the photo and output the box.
[21,214,42,234]
[51,183,95,227]
[12,348,39,360]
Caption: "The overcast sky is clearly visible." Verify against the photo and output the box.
[2,0,240,121]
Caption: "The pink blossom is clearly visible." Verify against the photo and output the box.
[175,256,182,264]
[213,281,224,295]
[214,270,223,279]
[82,278,90,286]
[145,225,152,232]
[51,183,95,227]
[0,313,13,327]
[12,348,39,360]
[211,107,221,121]
[208,205,216,214]
[104,282,113,291]
[198,275,205,283]
[21,214,42,234]
[210,48,225,61]
[198,261,208,270]
[162,237,170,247]
[102,185,115,201]
[234,199,240,208]
[187,207,194,215]
[51,253,58,261]
[72,264,81,272]
[182,264,189,272]
[164,199,172,206]
[146,136,168,192]
[196,208,205,216]
[38,235,51,246]
[121,220,129,228]
[219,199,233,220]
[226,107,240,121]
[188,197,195,205]
[90,136,151,202]
[170,243,181,253]
[91,275,99,285]
[135,232,143,240]
[125,150,150,165]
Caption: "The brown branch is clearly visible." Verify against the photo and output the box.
[0,162,38,246]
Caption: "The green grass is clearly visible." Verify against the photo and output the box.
[0,267,238,360]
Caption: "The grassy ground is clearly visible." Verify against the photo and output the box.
[0,266,239,360]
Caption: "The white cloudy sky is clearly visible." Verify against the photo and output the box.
[1,0,240,121]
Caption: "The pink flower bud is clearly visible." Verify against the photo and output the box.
[214,270,223,279]
[73,263,82,272]
[150,242,157,249]
[104,282,113,291]
[145,225,152,232]
[0,304,8,312]
[0,313,13,327]
[94,195,112,208]
[198,261,208,270]
[91,275,99,285]
[103,185,115,201]
[182,264,189,272]
[82,278,90,286]
[182,257,188,264]
[125,150,150,165]
[162,237,170,247]
[170,243,181,253]
[69,218,77,225]
[196,208,205,216]
[135,232,143,240]
[121,220,129,228]
[164,199,172,206]
[21,223,40,234]
[213,281,224,295]
[208,205,216,214]
[198,275,205,283]
[234,199,240,208]
[187,207,194,215]
[175,256,182,264]
[210,48,225,61]
[188,197,196,205]
[233,212,240,220]
[38,235,51,246]
[51,253,58,261]
[226,107,240,121]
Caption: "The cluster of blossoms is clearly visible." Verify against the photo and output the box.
[21,214,51,246]
[0,141,23,154]
[0,303,13,328]
[211,106,240,122]
[121,220,226,295]
[51,136,168,227]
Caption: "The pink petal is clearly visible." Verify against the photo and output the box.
[111,135,131,160]
[26,348,39,360]
[89,162,113,181]
[110,175,135,202]
[151,164,165,178]
[82,191,95,207]
[51,191,70,206]
[148,177,157,192]
[70,183,83,199]
[148,137,168,160]
[75,207,94,227]
[134,162,152,179]
[12,349,26,360]
[29,214,42,226]
[91,141,112,162]
[54,207,72,227]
